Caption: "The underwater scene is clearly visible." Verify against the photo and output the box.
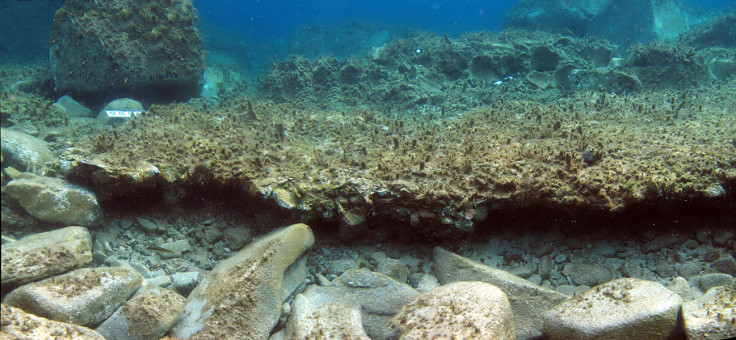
[1,0,735,339]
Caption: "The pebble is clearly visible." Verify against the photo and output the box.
[136,217,159,232]
[697,273,734,292]
[677,261,702,278]
[655,260,675,278]
[172,271,204,296]
[683,239,699,250]
[554,254,567,263]
[712,228,735,247]
[147,274,173,288]
[129,261,152,278]
[711,255,736,276]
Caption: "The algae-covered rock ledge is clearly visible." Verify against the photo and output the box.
[62,80,736,239]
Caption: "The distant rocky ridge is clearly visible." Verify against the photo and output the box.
[503,0,727,45]
[260,18,735,114]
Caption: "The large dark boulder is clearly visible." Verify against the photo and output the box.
[50,0,204,104]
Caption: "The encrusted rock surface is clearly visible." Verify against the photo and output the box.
[49,0,204,102]
[682,285,736,340]
[0,303,105,340]
[543,278,683,340]
[95,285,186,340]
[4,173,102,226]
[432,247,568,339]
[388,281,515,339]
[3,266,143,327]
[171,223,314,340]
[1,226,93,289]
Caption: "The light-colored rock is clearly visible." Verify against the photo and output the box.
[1,226,93,287]
[147,274,172,288]
[433,247,568,339]
[3,267,143,327]
[135,217,159,232]
[416,274,440,293]
[682,285,736,340]
[56,95,92,117]
[388,281,514,339]
[283,291,371,340]
[0,303,105,339]
[1,128,52,172]
[555,284,588,297]
[280,269,420,340]
[95,286,186,340]
[4,173,102,226]
[171,223,314,340]
[543,278,683,340]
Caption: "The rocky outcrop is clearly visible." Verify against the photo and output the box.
[95,285,186,340]
[543,278,683,340]
[278,268,420,340]
[388,281,514,339]
[1,226,93,289]
[171,223,314,339]
[682,285,736,340]
[0,303,105,340]
[432,247,568,339]
[4,267,143,327]
[49,0,204,103]
[4,173,102,226]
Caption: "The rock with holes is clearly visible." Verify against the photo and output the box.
[3,267,143,327]
[95,285,186,340]
[4,173,102,227]
[1,226,93,289]
[170,223,314,339]
[0,303,105,339]
[543,278,683,340]
[388,281,514,339]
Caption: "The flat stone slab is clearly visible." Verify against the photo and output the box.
[171,223,314,340]
[3,266,143,327]
[96,285,186,340]
[1,226,93,288]
[433,247,569,339]
[543,278,683,340]
[1,303,104,340]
